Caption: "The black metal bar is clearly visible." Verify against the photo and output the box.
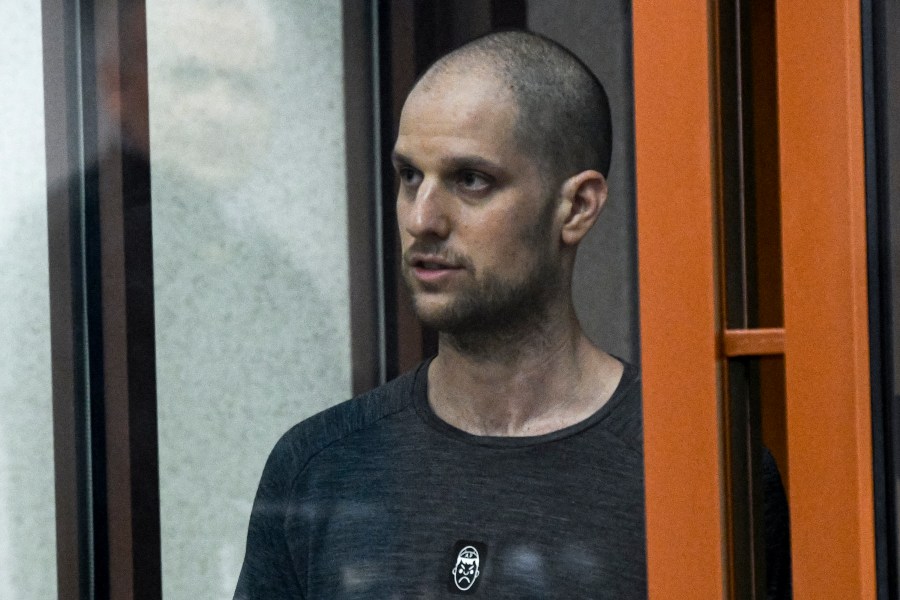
[714,0,770,596]
[43,0,99,596]
[79,2,114,598]
[344,0,384,393]
[861,0,896,597]
[377,0,401,379]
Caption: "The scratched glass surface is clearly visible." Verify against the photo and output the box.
[146,1,352,597]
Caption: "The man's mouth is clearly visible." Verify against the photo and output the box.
[406,254,465,283]
[417,261,454,270]
[409,254,457,268]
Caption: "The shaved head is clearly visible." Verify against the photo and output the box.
[415,30,612,187]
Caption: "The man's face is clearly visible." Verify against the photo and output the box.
[392,71,564,335]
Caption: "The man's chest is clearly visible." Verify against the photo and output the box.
[285,441,646,598]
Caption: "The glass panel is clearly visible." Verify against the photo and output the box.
[526,0,640,364]
[146,1,352,597]
[0,3,57,598]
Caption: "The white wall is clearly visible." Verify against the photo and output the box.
[0,3,56,600]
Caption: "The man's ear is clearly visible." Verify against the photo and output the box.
[557,170,608,246]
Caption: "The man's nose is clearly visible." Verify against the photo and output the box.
[403,179,451,239]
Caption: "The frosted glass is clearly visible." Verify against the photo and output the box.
[147,1,352,597]
[0,3,57,600]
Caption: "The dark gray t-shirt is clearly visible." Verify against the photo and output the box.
[234,361,789,599]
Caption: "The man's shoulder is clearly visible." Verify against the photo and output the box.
[265,363,424,474]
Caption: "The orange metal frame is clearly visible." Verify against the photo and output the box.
[775,1,875,597]
[634,0,875,597]
[632,2,727,597]
[722,328,785,357]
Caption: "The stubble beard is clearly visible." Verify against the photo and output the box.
[402,201,565,357]
[413,251,560,336]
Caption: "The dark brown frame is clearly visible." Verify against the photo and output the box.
[344,2,385,394]
[43,0,162,598]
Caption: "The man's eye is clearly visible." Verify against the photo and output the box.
[397,167,421,186]
[458,171,490,192]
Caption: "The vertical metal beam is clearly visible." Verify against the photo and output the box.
[91,1,161,597]
[344,0,383,393]
[713,1,768,595]
[43,1,94,596]
[775,0,876,597]
[632,1,728,597]
[43,0,161,597]
[863,0,899,596]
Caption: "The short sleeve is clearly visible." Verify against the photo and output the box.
[233,432,305,600]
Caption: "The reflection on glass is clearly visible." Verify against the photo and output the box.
[146,0,352,597]
[0,3,57,599]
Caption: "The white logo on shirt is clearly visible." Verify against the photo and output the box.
[452,545,481,591]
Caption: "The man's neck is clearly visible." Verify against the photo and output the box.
[427,310,623,437]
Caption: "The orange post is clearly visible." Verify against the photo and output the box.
[775,1,876,597]
[633,1,727,597]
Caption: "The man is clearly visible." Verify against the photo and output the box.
[235,30,790,598]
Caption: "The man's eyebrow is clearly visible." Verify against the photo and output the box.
[391,150,414,166]
[444,155,503,172]
[390,151,503,172]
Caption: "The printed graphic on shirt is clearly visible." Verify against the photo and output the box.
[448,540,486,594]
